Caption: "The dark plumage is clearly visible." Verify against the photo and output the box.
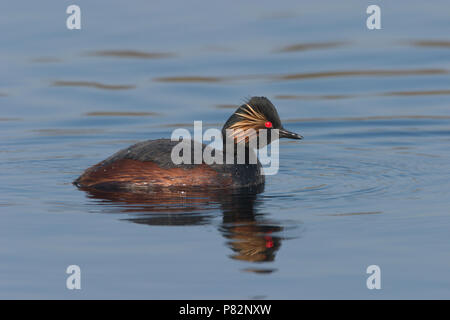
[74,96,302,191]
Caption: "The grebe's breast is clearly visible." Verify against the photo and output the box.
[74,139,264,191]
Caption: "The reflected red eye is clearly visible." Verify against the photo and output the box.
[265,121,272,128]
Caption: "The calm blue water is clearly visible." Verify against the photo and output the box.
[1,0,450,299]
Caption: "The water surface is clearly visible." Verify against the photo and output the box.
[1,0,450,299]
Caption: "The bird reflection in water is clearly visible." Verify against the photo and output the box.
[82,185,296,273]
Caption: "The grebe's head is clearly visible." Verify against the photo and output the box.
[222,96,303,147]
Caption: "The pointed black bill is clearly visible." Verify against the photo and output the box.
[279,128,303,140]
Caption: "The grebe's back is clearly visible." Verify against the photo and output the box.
[73,139,263,191]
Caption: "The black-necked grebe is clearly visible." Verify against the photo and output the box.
[73,96,302,191]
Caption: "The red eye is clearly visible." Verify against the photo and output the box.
[265,121,272,128]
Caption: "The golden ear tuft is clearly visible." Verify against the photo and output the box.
[227,103,268,143]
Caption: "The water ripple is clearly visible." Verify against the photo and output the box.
[274,41,349,53]
[85,50,176,59]
[52,81,135,90]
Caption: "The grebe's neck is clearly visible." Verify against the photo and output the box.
[222,142,258,165]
